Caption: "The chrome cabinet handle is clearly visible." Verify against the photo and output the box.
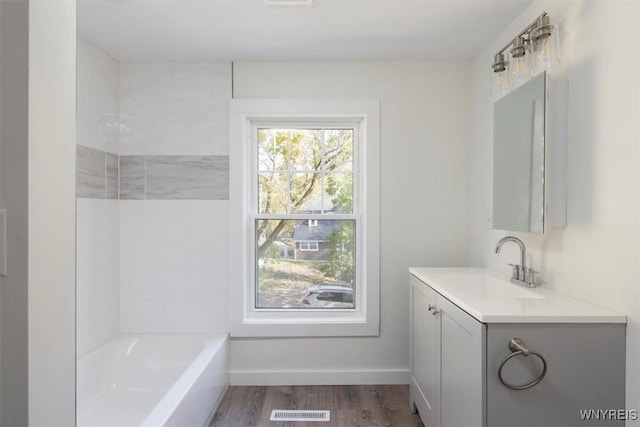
[427,304,439,316]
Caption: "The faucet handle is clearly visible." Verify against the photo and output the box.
[508,263,521,280]
[524,268,539,287]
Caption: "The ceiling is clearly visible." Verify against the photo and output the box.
[77,0,532,62]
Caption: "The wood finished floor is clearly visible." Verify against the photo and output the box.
[211,385,424,427]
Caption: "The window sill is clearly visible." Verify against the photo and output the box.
[230,319,380,338]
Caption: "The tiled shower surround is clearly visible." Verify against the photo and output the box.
[77,146,229,200]
[76,35,231,357]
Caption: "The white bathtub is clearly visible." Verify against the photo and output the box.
[77,334,229,427]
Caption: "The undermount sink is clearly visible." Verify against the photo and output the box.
[429,270,545,300]
[481,275,545,299]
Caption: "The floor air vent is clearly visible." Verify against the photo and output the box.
[269,410,330,422]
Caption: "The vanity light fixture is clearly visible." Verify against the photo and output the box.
[491,12,560,97]
[492,52,510,98]
[492,53,508,72]
[530,15,560,73]
[510,36,527,58]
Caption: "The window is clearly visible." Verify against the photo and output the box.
[256,127,355,308]
[298,241,320,251]
[230,99,380,337]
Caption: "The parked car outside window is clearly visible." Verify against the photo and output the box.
[302,285,354,308]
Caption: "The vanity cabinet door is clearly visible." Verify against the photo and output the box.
[410,274,486,427]
[438,295,486,427]
[410,275,437,426]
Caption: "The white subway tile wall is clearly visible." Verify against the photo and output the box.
[76,199,120,357]
[76,36,121,359]
[76,37,120,154]
[119,201,229,333]
[118,63,231,156]
[77,36,232,346]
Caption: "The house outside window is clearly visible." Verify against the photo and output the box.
[230,99,380,337]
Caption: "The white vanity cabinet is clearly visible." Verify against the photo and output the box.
[410,274,485,427]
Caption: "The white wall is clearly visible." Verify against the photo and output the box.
[231,62,470,383]
[28,0,77,424]
[118,63,231,334]
[76,36,120,358]
[0,0,28,424]
[467,0,640,411]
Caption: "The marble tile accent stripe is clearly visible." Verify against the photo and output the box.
[119,156,145,200]
[77,145,106,198]
[119,155,229,200]
[106,153,119,199]
[77,148,229,200]
[146,156,229,200]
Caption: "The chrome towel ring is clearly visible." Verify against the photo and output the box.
[498,337,547,390]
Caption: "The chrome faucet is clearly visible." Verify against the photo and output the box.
[495,236,538,287]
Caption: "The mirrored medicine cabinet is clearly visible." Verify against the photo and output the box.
[492,71,567,234]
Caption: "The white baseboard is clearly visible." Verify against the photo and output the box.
[230,369,410,386]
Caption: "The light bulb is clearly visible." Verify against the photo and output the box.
[509,48,532,90]
[510,56,528,89]
[532,20,560,73]
[492,69,510,99]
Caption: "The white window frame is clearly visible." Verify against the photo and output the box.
[230,99,380,337]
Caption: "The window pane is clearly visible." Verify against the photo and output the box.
[324,129,353,172]
[290,172,322,214]
[323,172,353,213]
[257,128,354,215]
[258,129,287,172]
[256,219,355,309]
[288,129,323,171]
[258,173,288,214]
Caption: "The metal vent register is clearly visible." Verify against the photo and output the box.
[270,410,330,422]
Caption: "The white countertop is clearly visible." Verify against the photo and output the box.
[409,267,626,324]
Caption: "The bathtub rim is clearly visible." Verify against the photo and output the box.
[141,333,229,426]
[77,332,229,427]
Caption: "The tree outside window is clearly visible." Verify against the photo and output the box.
[255,128,356,309]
